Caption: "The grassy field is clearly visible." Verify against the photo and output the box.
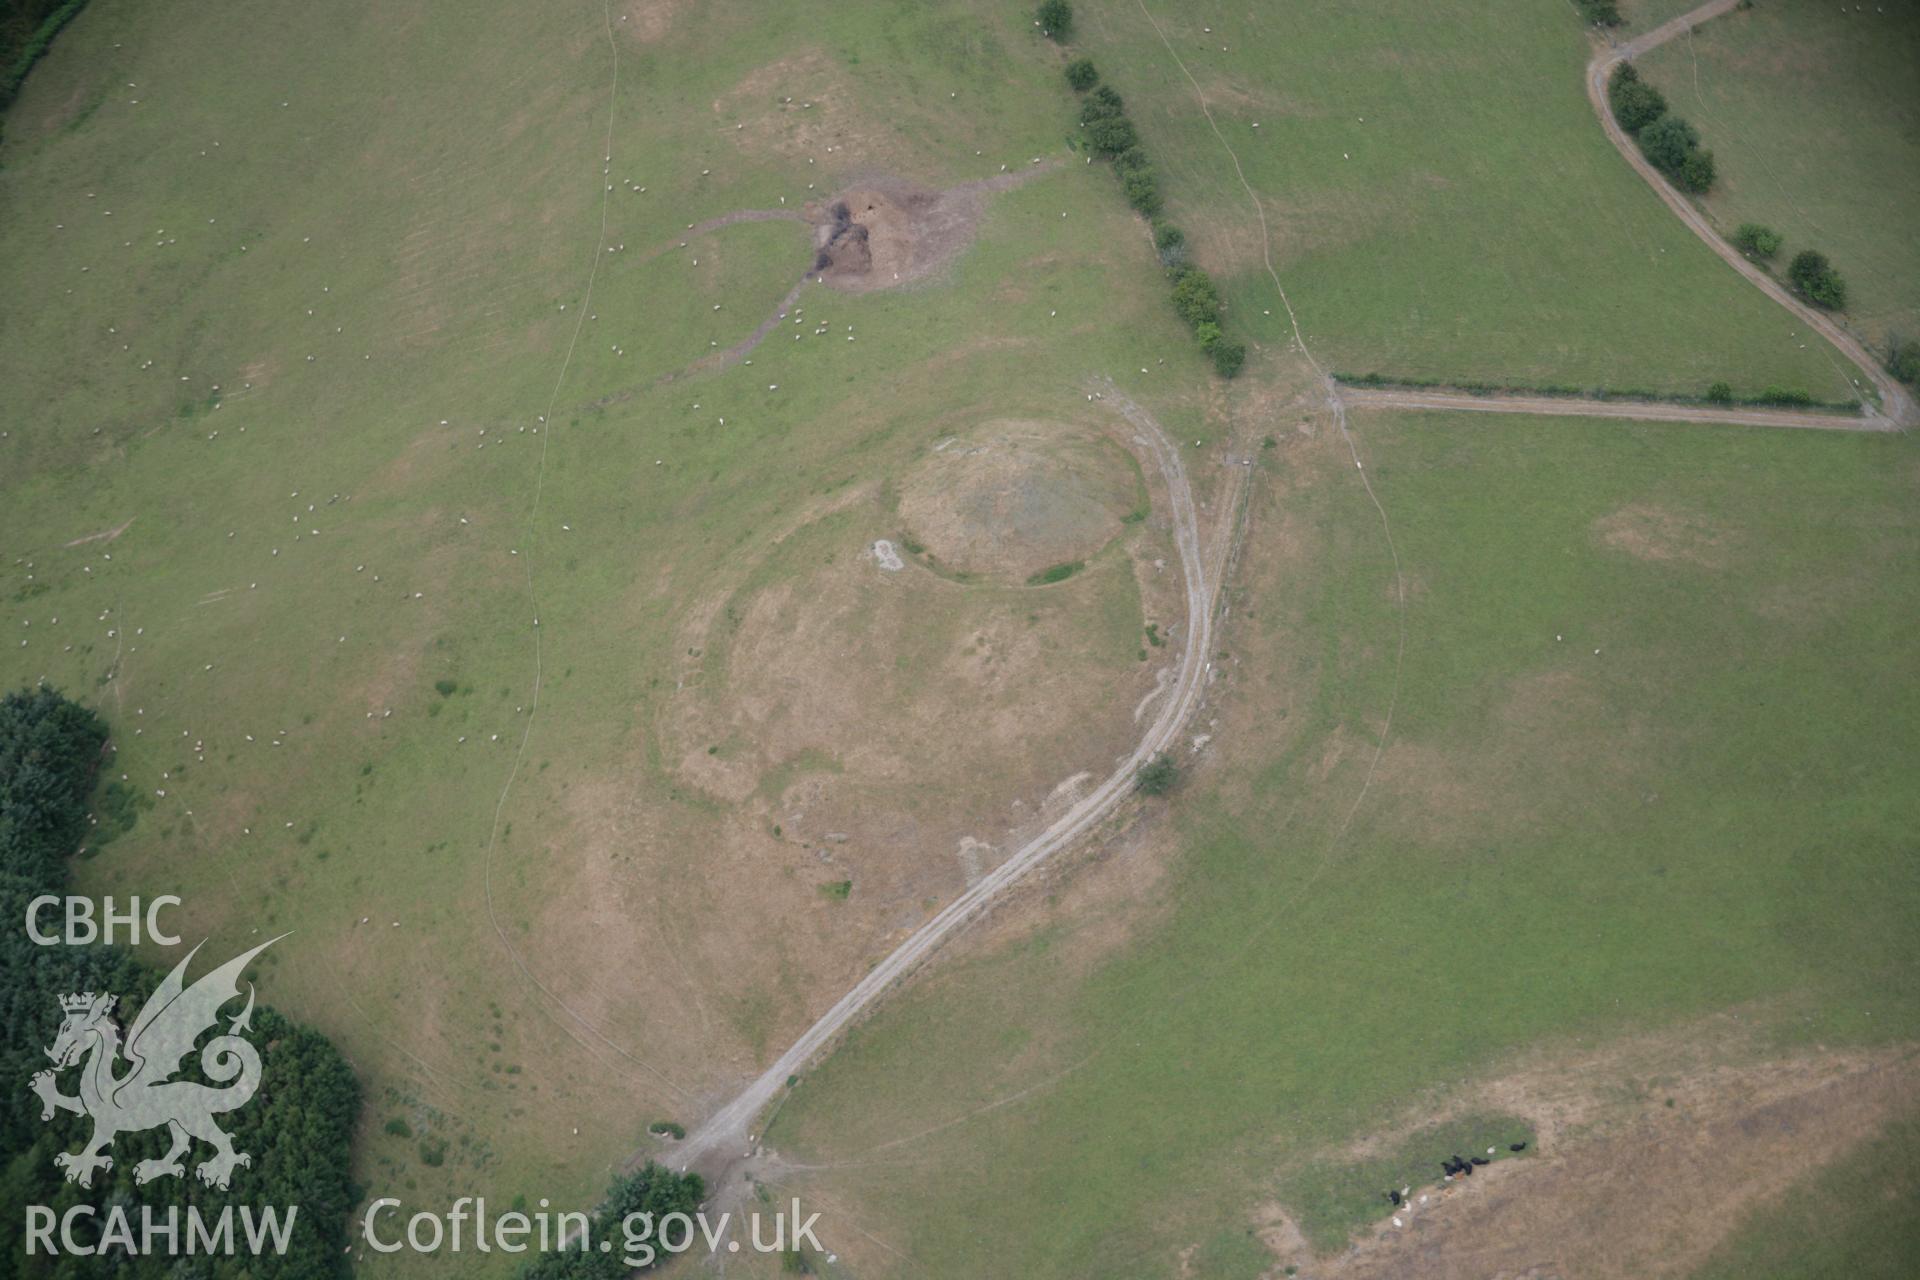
[1066,0,1861,401]
[1687,1111,1920,1279]
[1635,0,1920,362]
[768,407,1920,1275]
[0,0,1227,1257]
[5,0,1914,1275]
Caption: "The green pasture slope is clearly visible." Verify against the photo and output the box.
[771,410,1920,1274]
[1689,1111,1920,1279]
[5,0,1913,1273]
[0,0,1218,1249]
[1635,0,1920,360]
[1069,0,1861,401]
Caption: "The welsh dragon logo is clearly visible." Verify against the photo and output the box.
[30,936,281,1191]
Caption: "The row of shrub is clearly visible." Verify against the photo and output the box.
[1612,63,1869,326]
[1512,9,1894,398]
[1334,371,1860,413]
[1728,221,1852,312]
[1602,42,1879,360]
[1,686,363,1278]
[1061,52,1246,378]
[0,0,91,114]
[1608,63,1716,193]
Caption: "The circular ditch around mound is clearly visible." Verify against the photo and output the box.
[894,422,1146,584]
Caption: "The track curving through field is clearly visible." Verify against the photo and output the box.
[1577,0,1913,427]
[668,381,1233,1171]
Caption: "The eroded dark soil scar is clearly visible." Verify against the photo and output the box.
[601,166,1057,397]
[805,169,1048,292]
[806,185,935,290]
[812,201,867,274]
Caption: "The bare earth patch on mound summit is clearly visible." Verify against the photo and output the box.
[895,423,1143,582]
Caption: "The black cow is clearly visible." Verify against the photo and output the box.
[1510,1142,1528,1152]
[1470,1157,1489,1167]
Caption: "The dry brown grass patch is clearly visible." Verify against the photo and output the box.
[1324,1049,1916,1279]
[1278,1013,1919,1280]
[717,51,902,171]
[619,0,685,44]
[1592,502,1734,568]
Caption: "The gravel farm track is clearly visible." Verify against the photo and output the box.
[669,380,1236,1174]
[1336,387,1883,431]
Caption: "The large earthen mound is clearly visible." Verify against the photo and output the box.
[895,422,1143,583]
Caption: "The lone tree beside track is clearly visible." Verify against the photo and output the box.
[1733,223,1782,261]
[1037,0,1072,42]
[1788,250,1848,310]
[1889,338,1920,386]
[1136,752,1179,797]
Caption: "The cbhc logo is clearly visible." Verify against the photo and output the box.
[26,895,182,946]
